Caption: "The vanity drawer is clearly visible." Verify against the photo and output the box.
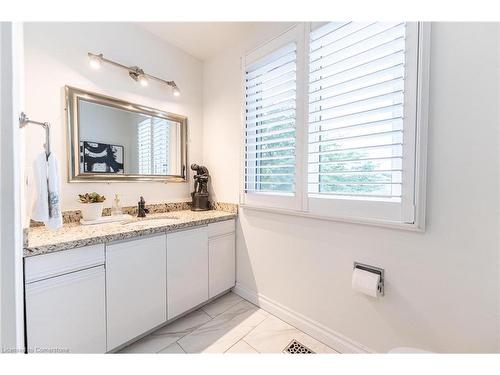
[208,219,235,238]
[25,244,105,284]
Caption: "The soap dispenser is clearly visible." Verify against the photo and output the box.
[111,193,123,216]
[137,196,149,218]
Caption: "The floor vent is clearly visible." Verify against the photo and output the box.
[284,339,315,354]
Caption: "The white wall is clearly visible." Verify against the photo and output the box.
[23,22,203,218]
[203,22,500,353]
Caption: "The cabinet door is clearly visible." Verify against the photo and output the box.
[106,235,167,351]
[167,226,208,319]
[209,233,236,298]
[25,266,106,353]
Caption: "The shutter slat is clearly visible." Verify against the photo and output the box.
[246,164,295,169]
[246,97,295,118]
[245,145,295,155]
[310,22,352,43]
[309,77,404,109]
[246,107,295,125]
[309,25,405,70]
[246,181,295,186]
[309,90,404,118]
[309,129,402,146]
[246,99,295,121]
[310,169,402,175]
[310,22,373,51]
[311,181,401,186]
[246,137,295,147]
[309,50,404,89]
[247,128,295,140]
[246,118,295,133]
[246,46,296,81]
[246,72,296,97]
[246,89,296,110]
[309,191,401,199]
[310,23,405,63]
[245,80,296,102]
[308,142,402,155]
[245,155,295,162]
[309,103,404,126]
[245,189,295,194]
[246,63,296,90]
[248,173,295,177]
[309,155,402,165]
[310,58,405,99]
[309,117,403,137]
[309,64,404,99]
[246,61,296,89]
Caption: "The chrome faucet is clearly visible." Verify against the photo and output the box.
[137,196,150,218]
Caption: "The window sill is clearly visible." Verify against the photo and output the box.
[239,203,425,232]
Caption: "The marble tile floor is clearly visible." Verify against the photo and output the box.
[119,292,338,354]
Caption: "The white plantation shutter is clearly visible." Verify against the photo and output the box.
[242,26,305,210]
[241,22,425,225]
[138,118,170,175]
[152,118,169,174]
[245,43,297,194]
[307,22,419,222]
[138,119,152,174]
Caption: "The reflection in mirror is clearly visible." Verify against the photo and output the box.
[79,100,182,176]
[66,86,187,182]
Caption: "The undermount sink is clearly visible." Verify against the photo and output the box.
[121,216,179,226]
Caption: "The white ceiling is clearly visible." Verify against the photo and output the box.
[138,22,261,61]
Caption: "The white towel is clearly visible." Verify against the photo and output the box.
[32,152,62,229]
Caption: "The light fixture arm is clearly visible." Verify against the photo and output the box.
[88,52,179,93]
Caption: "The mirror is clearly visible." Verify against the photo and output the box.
[66,86,187,182]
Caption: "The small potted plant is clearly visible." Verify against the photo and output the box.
[79,192,106,221]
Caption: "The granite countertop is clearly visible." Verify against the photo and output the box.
[24,210,237,257]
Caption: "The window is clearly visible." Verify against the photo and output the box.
[242,26,305,210]
[308,22,406,200]
[241,22,428,228]
[138,117,170,175]
[245,43,296,195]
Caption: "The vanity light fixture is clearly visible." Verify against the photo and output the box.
[129,67,149,87]
[172,85,180,97]
[87,52,179,96]
[88,53,103,70]
[138,74,149,87]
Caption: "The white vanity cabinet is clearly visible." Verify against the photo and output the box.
[166,219,236,319]
[24,245,106,353]
[24,218,236,353]
[105,234,167,351]
[208,220,236,298]
[167,226,209,319]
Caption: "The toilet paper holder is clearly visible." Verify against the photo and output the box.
[353,262,385,296]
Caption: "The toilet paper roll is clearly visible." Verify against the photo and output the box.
[352,268,380,298]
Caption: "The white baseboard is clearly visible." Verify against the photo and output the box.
[232,283,374,354]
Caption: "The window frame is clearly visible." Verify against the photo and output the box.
[240,22,430,231]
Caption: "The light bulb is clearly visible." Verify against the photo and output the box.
[172,86,180,97]
[138,74,149,87]
[88,54,102,70]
